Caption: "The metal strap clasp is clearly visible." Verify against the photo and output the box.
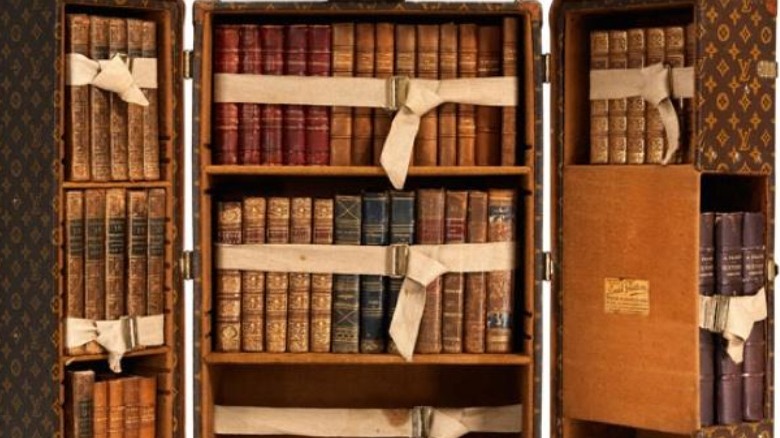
[386,75,410,111]
[389,243,410,278]
[411,406,433,438]
[700,295,730,333]
[120,316,140,350]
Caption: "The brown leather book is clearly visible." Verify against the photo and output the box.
[66,370,95,438]
[261,25,285,165]
[142,21,160,180]
[214,25,240,165]
[266,197,290,352]
[306,25,332,166]
[684,24,696,163]
[438,24,458,167]
[699,212,715,427]
[108,18,129,181]
[123,376,141,438]
[330,23,355,166]
[415,189,445,354]
[464,191,488,353]
[458,24,478,166]
[288,197,313,353]
[665,26,685,163]
[128,19,147,178]
[90,16,111,181]
[284,25,309,166]
[105,189,126,320]
[442,191,468,353]
[311,199,334,353]
[138,376,157,438]
[608,30,628,164]
[239,25,262,165]
[241,197,266,352]
[215,201,242,352]
[742,212,766,421]
[626,29,647,164]
[107,378,124,438]
[373,23,395,165]
[66,191,86,355]
[486,189,515,353]
[147,189,166,315]
[93,380,108,438]
[501,18,518,166]
[395,24,417,160]
[67,15,91,181]
[645,27,666,164]
[476,26,502,166]
[352,23,375,166]
[85,190,106,354]
[127,191,149,317]
[589,31,610,164]
[415,25,439,166]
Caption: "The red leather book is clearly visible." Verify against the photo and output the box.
[284,25,309,165]
[415,189,445,354]
[306,25,332,165]
[352,23,375,166]
[486,189,515,353]
[330,24,355,166]
[239,25,262,165]
[261,25,285,165]
[214,25,240,165]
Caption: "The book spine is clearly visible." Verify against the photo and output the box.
[360,192,389,353]
[85,190,106,354]
[438,24,458,167]
[608,31,628,164]
[127,20,147,178]
[289,197,313,352]
[486,189,515,353]
[311,199,334,352]
[699,212,715,427]
[685,24,696,163]
[395,24,417,167]
[147,189,166,315]
[352,23,375,166]
[215,201,242,352]
[123,377,140,438]
[333,195,362,353]
[589,31,610,164]
[93,380,108,438]
[476,26,502,166]
[645,28,666,164]
[415,25,439,166]
[501,18,518,166]
[464,191,488,353]
[266,197,290,352]
[416,189,445,354]
[138,376,157,438]
[665,27,685,164]
[108,18,129,181]
[66,191,86,354]
[142,21,160,180]
[105,189,127,320]
[306,25,332,165]
[127,191,149,317]
[330,24,355,166]
[442,191,468,353]
[387,191,415,353]
[107,378,124,438]
[457,24,478,166]
[742,212,766,421]
[626,29,647,165]
[373,23,395,165]
[261,25,285,165]
[284,25,309,166]
[90,16,111,181]
[239,25,262,165]
[67,15,91,181]
[66,370,95,438]
[241,197,266,352]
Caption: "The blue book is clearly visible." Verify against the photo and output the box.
[386,191,416,353]
[360,192,390,353]
[332,195,362,353]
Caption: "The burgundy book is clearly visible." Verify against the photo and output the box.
[214,25,240,165]
[352,23,375,166]
[306,25,332,165]
[415,189,445,354]
[261,25,285,165]
[464,191,488,353]
[239,25,262,165]
[442,191,468,353]
[742,212,766,421]
[284,25,309,166]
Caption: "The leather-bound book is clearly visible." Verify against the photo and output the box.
[66,191,86,355]
[284,25,309,166]
[311,199,334,352]
[127,191,149,317]
[626,29,647,164]
[213,25,240,165]
[123,376,141,438]
[138,377,157,438]
[67,15,91,181]
[457,24,478,166]
[93,380,108,438]
[589,31,610,164]
[105,189,126,320]
[108,18,129,181]
[685,24,696,162]
[241,197,266,352]
[416,189,445,354]
[239,25,262,165]
[386,191,415,353]
[90,16,111,181]
[438,24,458,167]
[699,213,716,427]
[608,30,628,164]
[289,197,313,352]
[333,195,362,353]
[501,18,518,166]
[261,25,285,165]
[415,25,439,166]
[266,197,290,352]
[373,23,395,165]
[142,21,160,180]
[395,23,417,161]
[85,190,106,354]
[715,212,744,424]
[66,370,95,438]
[742,212,766,421]
[330,24,355,166]
[486,189,515,353]
[352,24,375,166]
[306,25,332,165]
[128,19,147,178]
[107,378,124,438]
[665,27,685,163]
[476,26,502,166]
[147,189,166,315]
[215,201,242,352]
[442,191,468,353]
[645,28,666,164]
[360,192,389,353]
[464,191,488,353]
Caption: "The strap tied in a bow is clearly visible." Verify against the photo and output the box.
[699,287,767,363]
[66,53,158,106]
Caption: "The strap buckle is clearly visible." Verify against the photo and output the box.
[386,75,410,111]
[411,406,433,438]
[700,295,730,333]
[120,316,140,350]
[389,243,410,278]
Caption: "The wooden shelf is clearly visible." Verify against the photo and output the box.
[205,352,531,366]
[63,181,172,189]
[63,346,170,366]
[205,165,531,178]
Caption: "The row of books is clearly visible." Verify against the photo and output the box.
[213,20,519,167]
[590,25,694,164]
[67,14,161,182]
[700,212,766,426]
[66,371,157,438]
[65,189,167,355]
[215,189,517,354]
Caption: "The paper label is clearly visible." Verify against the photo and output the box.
[604,278,650,316]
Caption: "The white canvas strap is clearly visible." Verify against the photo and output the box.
[699,287,767,363]
[67,53,158,106]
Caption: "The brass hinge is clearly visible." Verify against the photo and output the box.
[183,50,194,80]
[543,251,554,282]
[180,250,194,280]
[542,53,551,84]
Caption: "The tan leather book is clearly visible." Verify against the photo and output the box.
[65,370,95,438]
[108,18,129,181]
[442,191,468,353]
[395,24,417,161]
[127,191,148,317]
[486,189,515,353]
[438,24,458,167]
[665,26,685,164]
[464,191,488,353]
[589,31,610,164]
[147,189,166,315]
[311,199,334,353]
[645,27,666,164]
[266,198,290,352]
[93,380,108,438]
[142,21,160,180]
[626,29,647,164]
[85,190,106,354]
[415,189,445,354]
[241,197,266,352]
[215,201,242,352]
[330,24,355,166]
[138,376,157,438]
[288,197,313,353]
[128,19,145,180]
[415,25,439,166]
[66,191,86,355]
[352,24,375,166]
[685,24,696,163]
[502,18,518,166]
[105,189,126,320]
[373,23,395,165]
[457,24,478,166]
[67,15,91,181]
[90,16,111,181]
[123,376,141,438]
[608,31,628,164]
[476,26,502,166]
[107,378,124,438]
